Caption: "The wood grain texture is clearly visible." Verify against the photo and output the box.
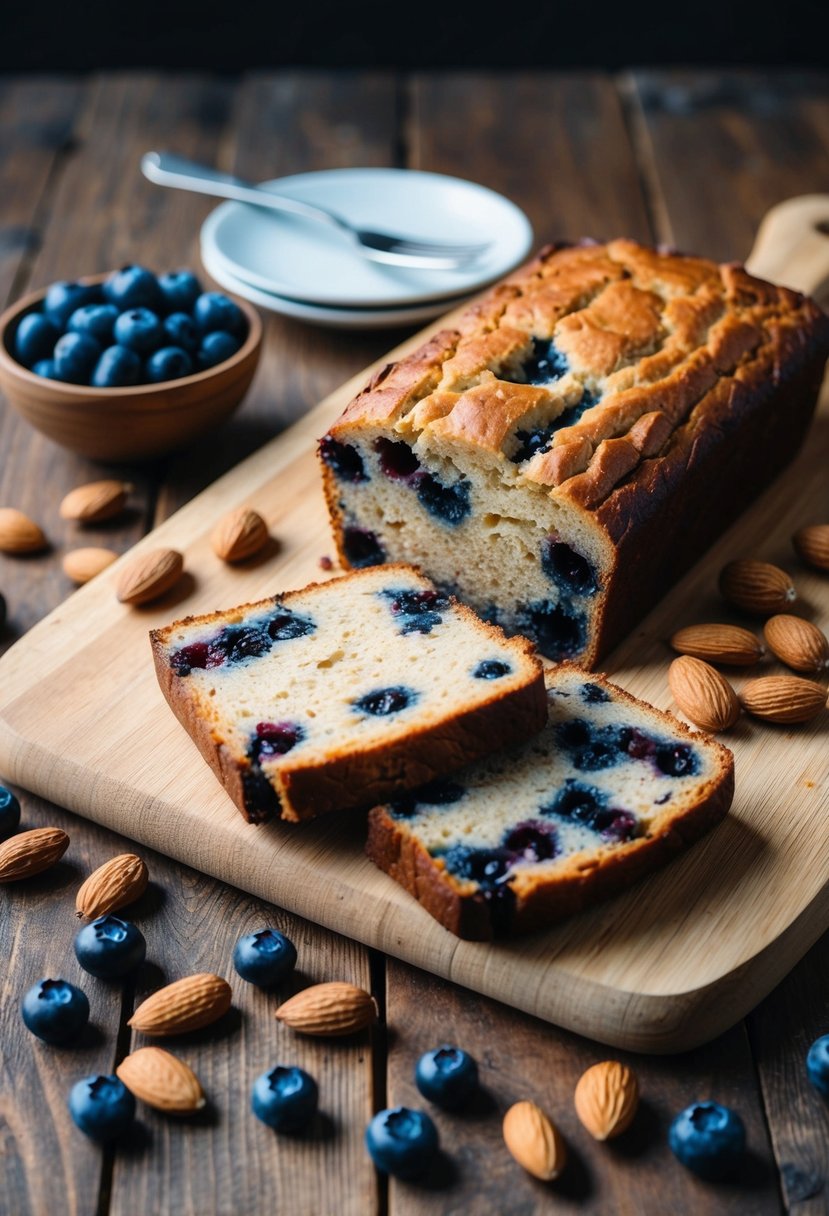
[0,283,825,1054]
[385,960,780,1215]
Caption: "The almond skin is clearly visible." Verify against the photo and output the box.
[668,656,740,733]
[0,827,69,882]
[59,480,130,524]
[793,524,829,573]
[670,623,764,667]
[76,853,149,918]
[274,981,377,1036]
[116,548,183,605]
[719,559,796,616]
[63,547,118,585]
[129,973,232,1035]
[503,1100,566,1181]
[117,1047,205,1114]
[0,508,47,554]
[764,615,829,675]
[574,1061,639,1141]
[739,675,826,724]
[210,506,269,562]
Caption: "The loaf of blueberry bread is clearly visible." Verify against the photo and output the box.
[320,240,829,666]
[366,666,734,939]
[150,565,546,824]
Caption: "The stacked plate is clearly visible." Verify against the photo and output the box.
[199,168,534,330]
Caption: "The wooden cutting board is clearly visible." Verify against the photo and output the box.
[1,201,828,1054]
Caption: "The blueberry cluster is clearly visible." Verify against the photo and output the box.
[13,267,247,387]
[170,604,316,675]
[516,598,587,661]
[379,587,449,635]
[342,526,386,568]
[555,717,699,778]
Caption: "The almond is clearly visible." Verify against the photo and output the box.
[668,656,740,733]
[574,1061,639,1141]
[669,623,764,667]
[116,547,183,605]
[0,508,47,554]
[0,827,69,882]
[739,675,826,724]
[764,615,829,675]
[76,852,149,918]
[274,981,376,1036]
[63,547,118,586]
[210,506,269,562]
[59,479,130,524]
[502,1100,566,1181]
[117,1047,205,1114]
[129,973,232,1035]
[719,559,796,616]
[793,524,829,573]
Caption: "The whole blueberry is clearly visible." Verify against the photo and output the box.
[668,1101,746,1180]
[365,1106,439,1180]
[163,311,200,352]
[74,916,146,979]
[13,312,61,367]
[68,1074,135,1141]
[44,281,101,327]
[145,346,193,383]
[103,265,162,311]
[113,308,164,355]
[252,1066,318,1131]
[91,345,142,388]
[415,1045,479,1110]
[21,978,90,1044]
[194,291,246,338]
[196,330,241,371]
[0,785,21,841]
[158,269,201,314]
[67,303,119,344]
[32,359,61,380]
[233,928,297,988]
[806,1035,829,1098]
[53,332,102,384]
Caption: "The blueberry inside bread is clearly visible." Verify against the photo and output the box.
[320,240,829,666]
[366,667,734,939]
[150,565,546,824]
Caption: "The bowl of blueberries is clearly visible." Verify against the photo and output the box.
[0,265,262,461]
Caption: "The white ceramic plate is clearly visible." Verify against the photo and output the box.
[201,244,476,331]
[199,168,533,309]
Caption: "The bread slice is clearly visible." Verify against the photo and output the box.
[366,666,734,939]
[150,565,546,824]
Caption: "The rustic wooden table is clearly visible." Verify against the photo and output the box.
[1,69,828,1216]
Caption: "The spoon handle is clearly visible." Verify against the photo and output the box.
[141,152,347,233]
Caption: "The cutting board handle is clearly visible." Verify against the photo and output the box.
[746,194,829,299]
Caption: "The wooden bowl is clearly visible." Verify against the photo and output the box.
[0,274,263,462]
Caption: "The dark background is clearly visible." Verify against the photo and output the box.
[4,0,829,70]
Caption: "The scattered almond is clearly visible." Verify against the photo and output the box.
[210,506,269,563]
[574,1061,639,1141]
[793,524,829,572]
[116,547,183,605]
[59,479,130,524]
[117,1046,205,1114]
[0,827,69,882]
[274,981,377,1036]
[669,623,764,667]
[0,508,47,554]
[739,675,826,725]
[719,559,796,616]
[76,852,149,918]
[502,1100,566,1181]
[764,615,829,675]
[63,547,118,585]
[668,656,740,733]
[129,973,232,1036]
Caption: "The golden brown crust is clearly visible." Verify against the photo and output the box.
[366,670,735,940]
[149,566,547,825]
